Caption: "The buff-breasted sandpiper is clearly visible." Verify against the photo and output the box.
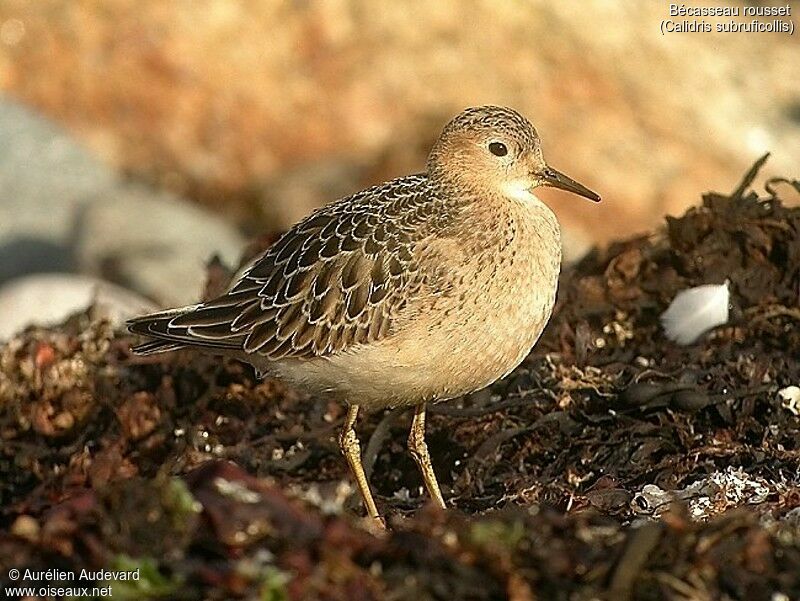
[128,105,601,522]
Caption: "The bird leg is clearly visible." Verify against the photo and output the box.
[339,404,381,520]
[408,403,446,509]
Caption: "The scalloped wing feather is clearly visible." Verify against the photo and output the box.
[129,175,452,361]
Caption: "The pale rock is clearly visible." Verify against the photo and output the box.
[0,273,158,340]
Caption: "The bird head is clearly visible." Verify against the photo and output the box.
[428,105,600,204]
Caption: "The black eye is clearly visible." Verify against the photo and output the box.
[488,141,508,157]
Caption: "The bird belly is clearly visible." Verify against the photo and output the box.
[267,200,562,410]
[272,245,559,410]
[414,261,558,400]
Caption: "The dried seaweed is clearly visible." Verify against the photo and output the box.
[1,157,799,600]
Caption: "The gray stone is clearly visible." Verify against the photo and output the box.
[0,99,116,280]
[76,185,245,305]
[0,97,246,305]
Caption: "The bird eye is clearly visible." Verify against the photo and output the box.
[488,141,508,157]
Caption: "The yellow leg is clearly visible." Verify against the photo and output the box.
[339,404,381,520]
[408,403,446,509]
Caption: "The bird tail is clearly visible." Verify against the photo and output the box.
[127,305,199,355]
[127,304,241,356]
[127,303,246,356]
[130,339,187,356]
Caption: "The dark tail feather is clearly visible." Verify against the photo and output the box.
[127,304,244,355]
[127,306,198,335]
[128,308,194,356]
[131,339,187,356]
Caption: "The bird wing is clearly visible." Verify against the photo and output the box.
[129,175,453,360]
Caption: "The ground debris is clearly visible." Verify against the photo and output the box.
[1,158,799,599]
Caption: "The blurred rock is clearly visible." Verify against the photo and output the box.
[75,185,244,305]
[0,273,157,339]
[260,159,363,232]
[0,99,115,280]
[0,98,246,304]
[0,0,797,245]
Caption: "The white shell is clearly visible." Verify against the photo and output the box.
[778,386,800,416]
[660,282,729,345]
